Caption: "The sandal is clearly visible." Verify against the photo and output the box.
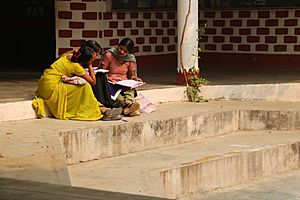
[129,109,141,117]
[104,107,123,116]
[101,107,123,121]
[101,115,122,121]
[123,102,140,115]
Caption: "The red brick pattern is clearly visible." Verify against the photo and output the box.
[70,40,83,47]
[82,30,97,37]
[58,11,72,19]
[200,9,300,54]
[57,3,300,57]
[69,22,84,29]
[59,30,72,38]
[82,12,97,20]
[70,3,86,10]
[56,1,177,56]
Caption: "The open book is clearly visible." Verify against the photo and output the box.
[108,80,145,89]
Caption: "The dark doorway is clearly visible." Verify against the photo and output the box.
[1,0,55,73]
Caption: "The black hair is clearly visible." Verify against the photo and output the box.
[84,40,102,54]
[119,38,135,54]
[71,45,94,64]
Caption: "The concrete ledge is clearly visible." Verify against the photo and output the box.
[138,87,187,103]
[60,111,238,164]
[201,83,300,102]
[0,100,36,122]
[0,88,187,123]
[2,101,300,197]
[162,141,300,198]
[2,83,300,122]
[0,119,70,185]
[239,110,300,130]
[60,109,300,165]
[68,130,300,198]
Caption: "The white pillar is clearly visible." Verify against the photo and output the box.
[177,0,198,74]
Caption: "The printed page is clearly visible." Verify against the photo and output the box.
[115,80,145,88]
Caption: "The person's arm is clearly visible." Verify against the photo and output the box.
[127,62,143,82]
[64,49,77,55]
[81,64,97,85]
[99,53,111,70]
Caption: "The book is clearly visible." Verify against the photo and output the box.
[108,79,145,89]
[94,68,109,73]
[136,93,156,113]
[85,67,109,74]
[61,75,87,85]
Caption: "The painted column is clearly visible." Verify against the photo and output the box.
[177,0,199,85]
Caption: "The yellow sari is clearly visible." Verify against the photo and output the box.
[32,54,103,120]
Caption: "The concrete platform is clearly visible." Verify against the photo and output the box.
[2,68,300,199]
[68,130,300,198]
[2,100,300,199]
[2,82,300,122]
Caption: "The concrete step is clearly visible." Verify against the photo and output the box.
[0,87,187,122]
[57,101,300,165]
[68,130,300,199]
[179,170,300,200]
[201,82,300,102]
[1,83,300,122]
[2,100,300,188]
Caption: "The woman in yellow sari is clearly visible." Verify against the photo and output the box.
[32,43,122,121]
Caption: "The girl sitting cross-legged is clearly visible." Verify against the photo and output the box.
[98,38,143,117]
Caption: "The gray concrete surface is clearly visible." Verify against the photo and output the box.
[67,130,300,198]
[2,100,300,199]
[0,178,170,200]
[0,119,71,185]
[180,170,300,200]
[2,64,300,199]
[2,101,300,183]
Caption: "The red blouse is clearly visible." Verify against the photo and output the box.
[100,52,136,82]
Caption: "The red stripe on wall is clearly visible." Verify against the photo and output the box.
[200,52,300,68]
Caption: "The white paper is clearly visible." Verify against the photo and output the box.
[109,80,145,89]
[85,67,109,74]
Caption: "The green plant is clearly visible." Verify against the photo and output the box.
[186,68,209,102]
[185,26,209,103]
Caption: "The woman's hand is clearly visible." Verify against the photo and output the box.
[131,76,143,82]
[81,65,97,85]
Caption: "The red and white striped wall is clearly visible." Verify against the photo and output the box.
[199,9,300,67]
[56,0,300,74]
[56,0,177,68]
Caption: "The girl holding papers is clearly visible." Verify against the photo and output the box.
[99,38,144,117]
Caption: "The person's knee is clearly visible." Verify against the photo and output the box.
[115,95,125,106]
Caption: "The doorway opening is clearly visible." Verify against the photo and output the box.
[1,0,55,73]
